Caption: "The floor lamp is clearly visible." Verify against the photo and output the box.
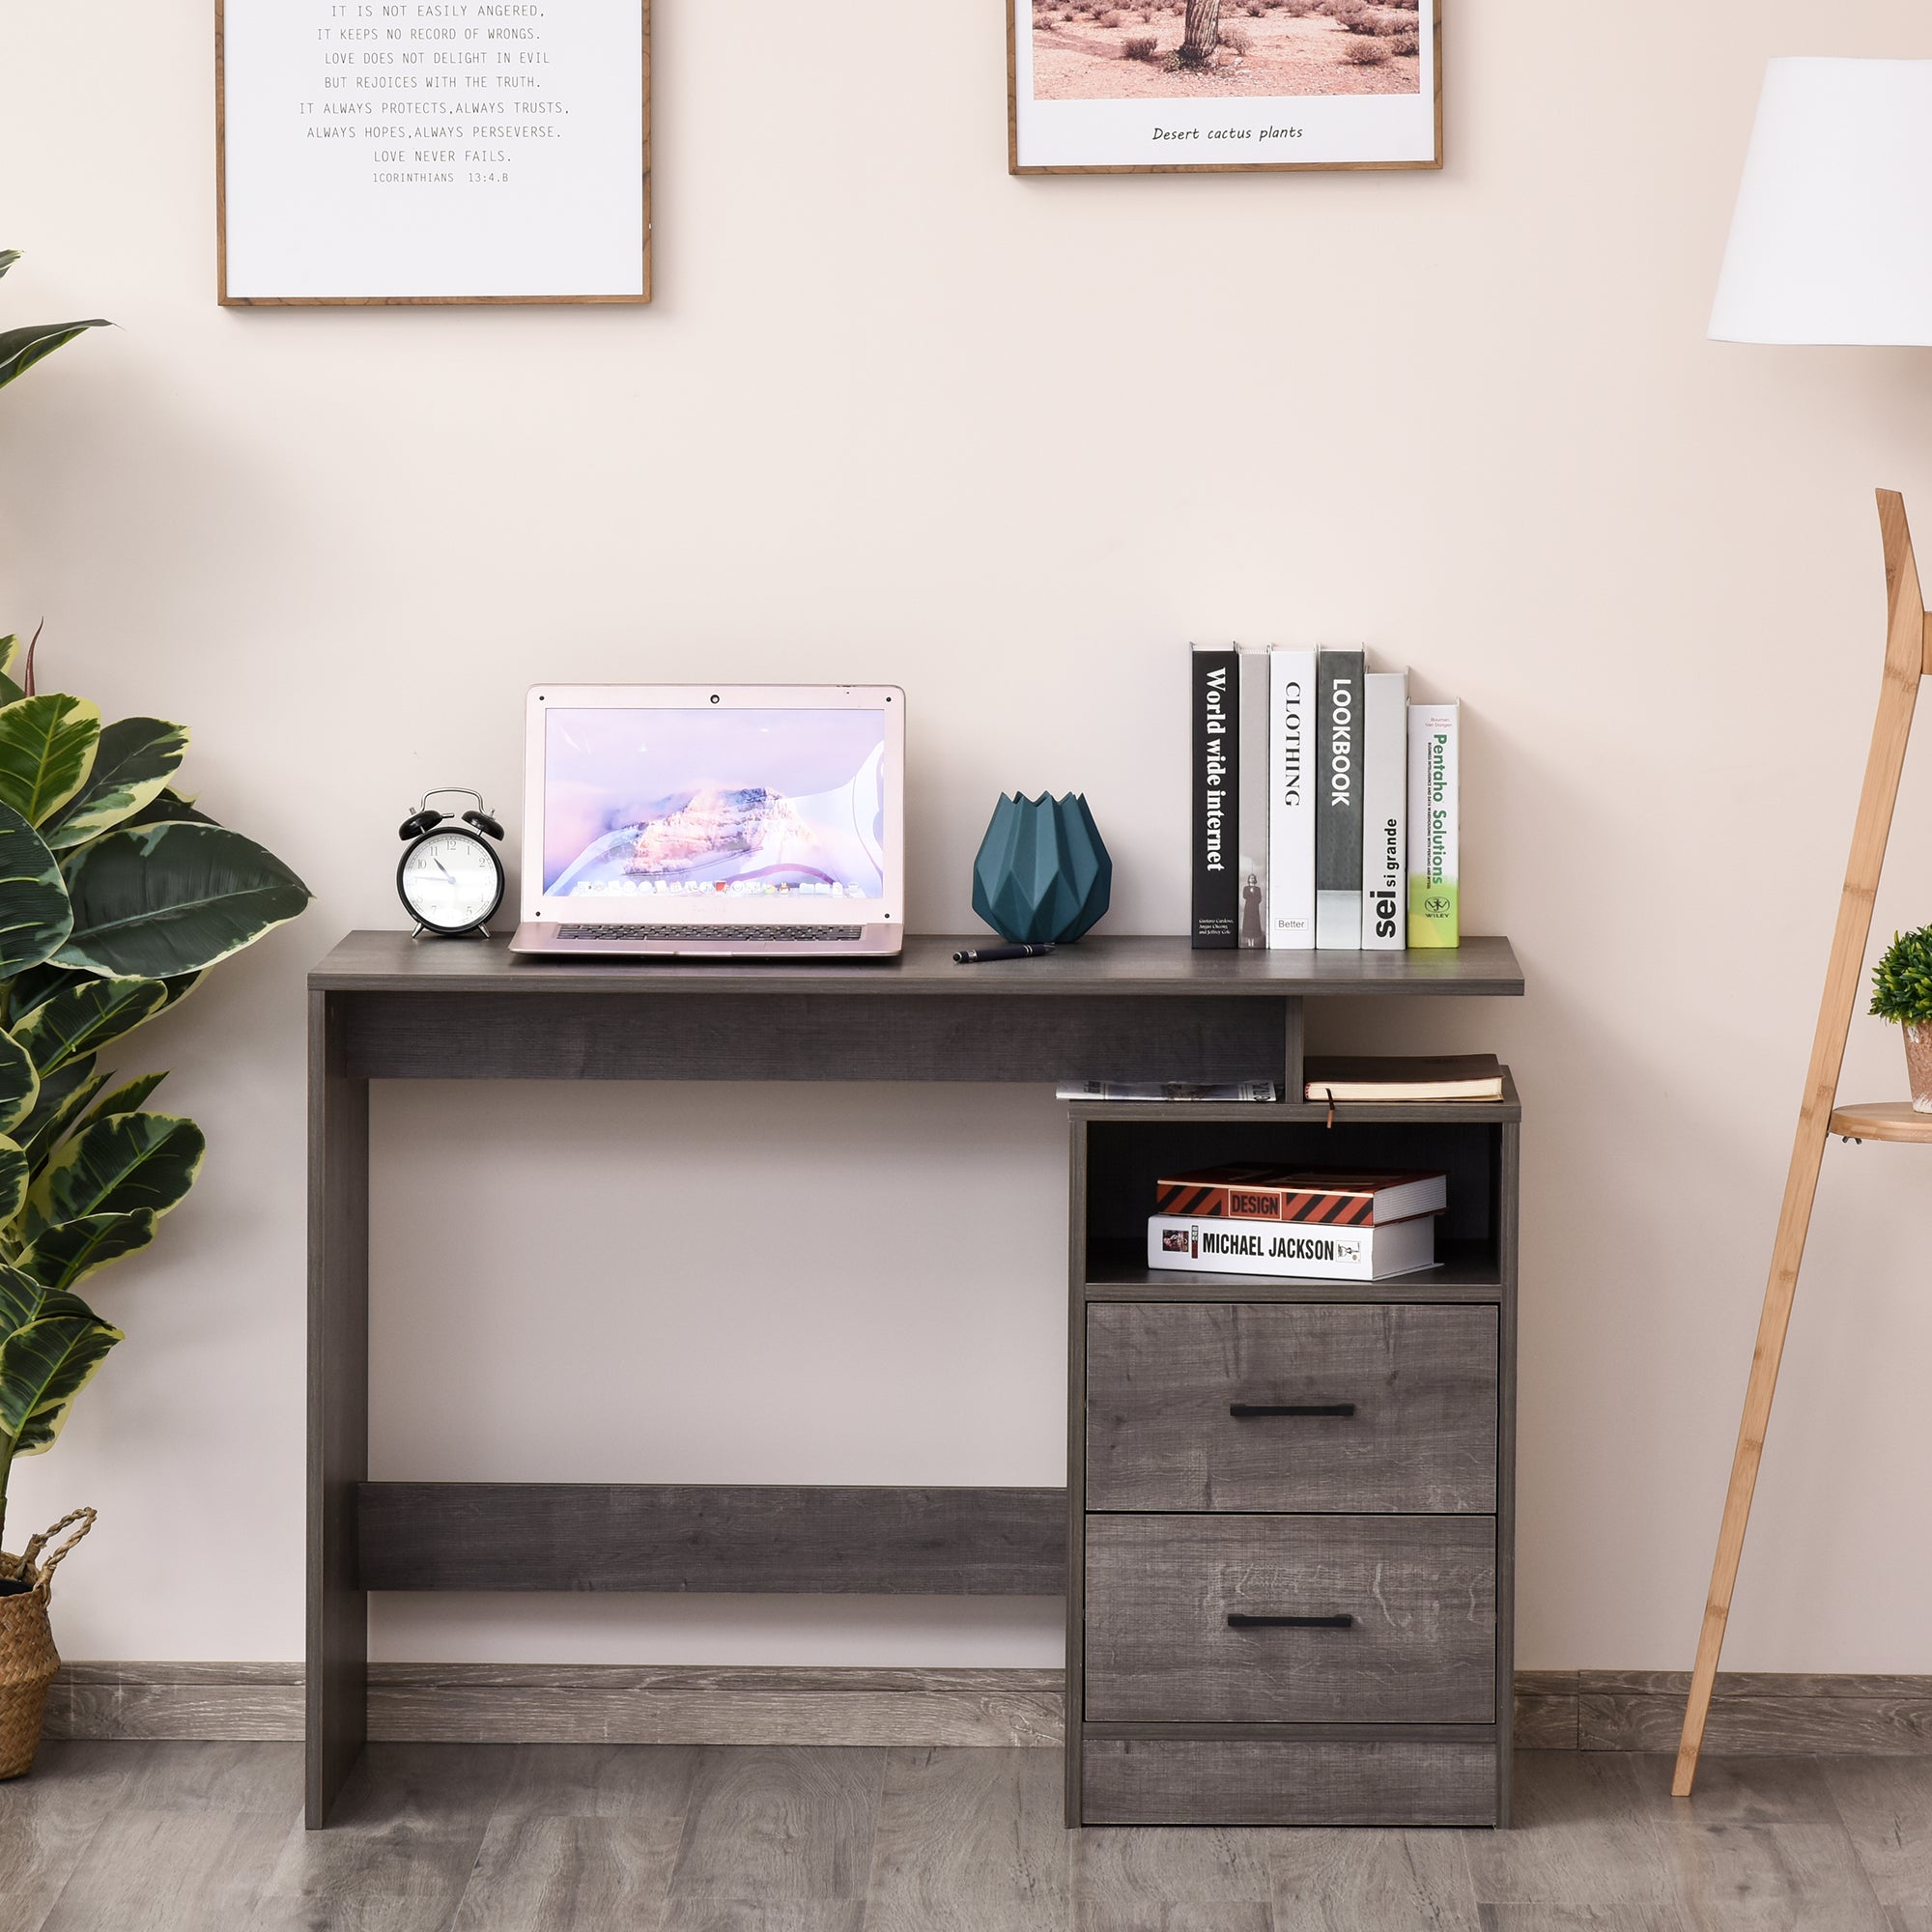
[1676,58,1932,1798]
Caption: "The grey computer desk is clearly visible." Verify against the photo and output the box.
[306,929,1524,1826]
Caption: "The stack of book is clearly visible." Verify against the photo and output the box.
[1056,1058,1507,1108]
[1146,1164,1448,1280]
[1300,1054,1505,1104]
[1189,644,1460,952]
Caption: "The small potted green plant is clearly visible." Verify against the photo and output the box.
[0,253,312,1777]
[1869,923,1932,1112]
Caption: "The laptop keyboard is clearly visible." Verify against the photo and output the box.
[560,923,867,943]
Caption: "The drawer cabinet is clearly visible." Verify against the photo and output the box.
[1084,1513,1496,1723]
[1066,1101,1519,1830]
[1086,1302,1498,1513]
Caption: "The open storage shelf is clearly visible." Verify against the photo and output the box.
[1075,1082,1519,1289]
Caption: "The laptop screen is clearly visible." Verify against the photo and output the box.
[541,706,889,904]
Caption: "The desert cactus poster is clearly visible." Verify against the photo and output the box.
[1009,0,1438,173]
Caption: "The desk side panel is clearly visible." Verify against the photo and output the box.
[1066,1114,1089,1827]
[1496,1117,1520,1827]
[308,991,370,1828]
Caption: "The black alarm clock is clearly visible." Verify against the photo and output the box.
[396,789,505,937]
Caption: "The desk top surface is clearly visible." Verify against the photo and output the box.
[309,930,1524,997]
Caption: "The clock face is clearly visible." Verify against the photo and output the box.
[401,829,502,932]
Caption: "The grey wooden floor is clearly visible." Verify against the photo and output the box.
[5,1741,1930,1930]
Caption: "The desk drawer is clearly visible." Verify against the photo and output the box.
[1086,1302,1497,1513]
[1083,1514,1495,1724]
[1082,1737,1497,1828]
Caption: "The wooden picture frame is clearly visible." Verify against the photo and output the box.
[216,0,651,306]
[1009,0,1440,176]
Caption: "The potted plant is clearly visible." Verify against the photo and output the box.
[0,253,312,1777]
[1869,923,1932,1112]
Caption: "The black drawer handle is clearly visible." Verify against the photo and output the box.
[1227,1612,1354,1630]
[1229,1402,1356,1418]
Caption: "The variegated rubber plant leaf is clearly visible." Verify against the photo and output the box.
[41,718,188,851]
[0,1135,28,1233]
[0,318,110,395]
[0,693,99,827]
[0,801,72,979]
[4,960,66,1021]
[9,962,197,1027]
[13,976,169,1074]
[0,1302,122,1455]
[76,1071,167,1131]
[0,1260,62,1340]
[24,1111,204,1241]
[116,789,219,833]
[15,1208,157,1293]
[0,1264,101,1350]
[56,822,310,980]
[0,1026,38,1135]
[14,1058,106,1172]
[0,1244,125,1453]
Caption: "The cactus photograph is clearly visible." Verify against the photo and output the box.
[1029,0,1423,100]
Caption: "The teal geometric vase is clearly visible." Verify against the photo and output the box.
[970,792,1112,944]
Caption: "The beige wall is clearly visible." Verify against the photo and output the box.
[8,0,1932,1674]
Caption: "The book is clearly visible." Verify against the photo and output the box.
[1315,647,1365,949]
[1148,1211,1436,1281]
[1302,1054,1505,1102]
[1190,644,1238,950]
[1408,699,1460,949]
[1266,646,1316,950]
[1057,1080,1279,1103]
[1154,1165,1447,1225]
[1236,645,1270,949]
[1363,668,1407,951]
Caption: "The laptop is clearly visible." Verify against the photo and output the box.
[509,684,905,958]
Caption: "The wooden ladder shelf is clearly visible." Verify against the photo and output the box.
[1675,489,1932,1795]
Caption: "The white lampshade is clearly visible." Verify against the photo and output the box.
[1711,58,1932,346]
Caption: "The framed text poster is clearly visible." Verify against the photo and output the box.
[1009,0,1439,175]
[217,0,650,304]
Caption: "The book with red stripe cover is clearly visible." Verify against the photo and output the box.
[1152,1166,1447,1226]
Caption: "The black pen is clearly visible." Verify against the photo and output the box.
[954,942,1057,964]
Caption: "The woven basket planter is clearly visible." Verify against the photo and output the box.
[0,1509,95,1780]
